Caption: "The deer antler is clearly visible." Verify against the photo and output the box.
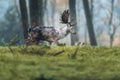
[60,9,70,24]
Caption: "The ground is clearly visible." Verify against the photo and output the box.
[0,45,120,80]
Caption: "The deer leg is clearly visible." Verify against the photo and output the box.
[45,33,62,46]
[49,37,60,45]
[53,38,60,45]
[49,38,65,46]
[49,41,52,45]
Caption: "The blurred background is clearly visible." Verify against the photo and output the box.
[0,0,120,46]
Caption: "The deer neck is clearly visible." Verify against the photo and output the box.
[57,26,69,39]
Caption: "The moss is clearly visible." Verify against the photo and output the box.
[0,46,120,80]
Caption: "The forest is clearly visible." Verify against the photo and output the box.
[1,0,120,80]
[0,0,120,46]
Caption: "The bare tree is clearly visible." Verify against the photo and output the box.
[82,0,97,46]
[107,0,117,47]
[19,0,29,39]
[84,0,93,44]
[69,0,79,45]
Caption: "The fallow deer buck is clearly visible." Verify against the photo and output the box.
[25,10,76,45]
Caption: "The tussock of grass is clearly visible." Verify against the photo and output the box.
[0,46,120,80]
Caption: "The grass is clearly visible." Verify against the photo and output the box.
[0,45,120,80]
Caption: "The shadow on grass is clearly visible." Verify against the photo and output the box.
[31,74,55,80]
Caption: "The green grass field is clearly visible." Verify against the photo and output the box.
[0,45,120,80]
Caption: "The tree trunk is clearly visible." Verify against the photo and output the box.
[108,0,114,47]
[69,0,79,45]
[110,34,114,47]
[29,0,43,26]
[82,0,97,46]
[19,0,29,39]
[90,0,93,19]
[51,0,55,26]
[38,0,44,26]
[43,0,48,25]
